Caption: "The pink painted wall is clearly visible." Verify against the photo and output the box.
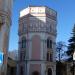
[32,35,41,60]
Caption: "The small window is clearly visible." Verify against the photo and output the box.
[50,40,52,48]
[50,54,53,62]
[21,37,26,48]
[20,51,25,61]
[20,52,22,61]
[47,52,53,62]
[47,38,52,49]
[47,39,49,48]
[47,52,49,61]
[23,23,27,32]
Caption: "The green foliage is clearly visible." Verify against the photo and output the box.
[67,24,75,61]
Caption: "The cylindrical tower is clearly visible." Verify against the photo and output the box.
[0,0,13,75]
[18,6,57,75]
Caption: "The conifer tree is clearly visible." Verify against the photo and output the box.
[67,24,75,61]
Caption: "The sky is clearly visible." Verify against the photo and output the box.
[9,0,75,51]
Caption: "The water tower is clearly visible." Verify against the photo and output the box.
[18,6,57,75]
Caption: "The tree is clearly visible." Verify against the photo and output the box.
[66,24,75,61]
[56,42,67,75]
[56,41,67,62]
[56,61,67,75]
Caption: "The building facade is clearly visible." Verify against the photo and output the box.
[8,50,18,60]
[7,50,18,75]
[0,0,13,75]
[18,6,57,75]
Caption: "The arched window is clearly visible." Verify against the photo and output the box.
[20,37,26,61]
[50,40,52,48]
[47,68,52,75]
[21,37,26,48]
[20,51,25,61]
[47,52,49,61]
[47,52,53,62]
[20,51,22,61]
[47,39,49,48]
[47,38,52,49]
[50,54,53,62]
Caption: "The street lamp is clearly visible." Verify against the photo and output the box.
[73,51,75,75]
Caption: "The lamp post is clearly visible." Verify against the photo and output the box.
[73,51,75,75]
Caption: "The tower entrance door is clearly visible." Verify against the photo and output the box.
[47,68,52,75]
[32,71,39,75]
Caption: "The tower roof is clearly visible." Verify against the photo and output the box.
[20,6,57,18]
